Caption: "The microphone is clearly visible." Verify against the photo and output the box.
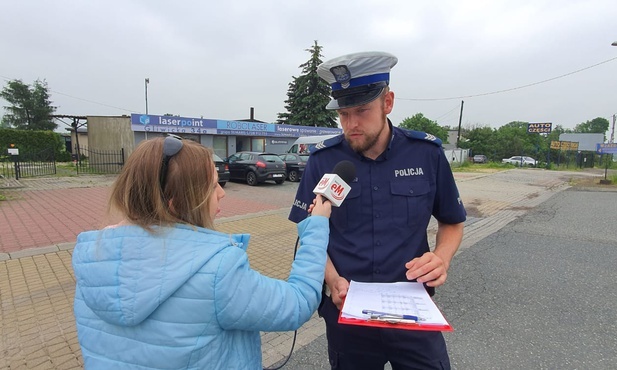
[312,160,356,207]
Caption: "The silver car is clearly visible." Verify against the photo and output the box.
[502,156,537,166]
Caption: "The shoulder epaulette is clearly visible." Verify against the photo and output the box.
[401,129,443,147]
[312,134,345,153]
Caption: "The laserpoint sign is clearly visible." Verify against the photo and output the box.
[130,114,342,137]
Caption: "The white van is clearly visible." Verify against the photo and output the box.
[287,134,339,155]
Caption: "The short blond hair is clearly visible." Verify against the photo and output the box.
[109,138,217,230]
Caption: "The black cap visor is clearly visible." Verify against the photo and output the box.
[326,82,387,110]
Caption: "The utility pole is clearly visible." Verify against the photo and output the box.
[145,78,150,140]
[611,114,615,144]
[456,100,464,148]
[145,78,150,115]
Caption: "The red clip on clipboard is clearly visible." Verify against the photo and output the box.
[337,310,453,332]
[337,281,453,332]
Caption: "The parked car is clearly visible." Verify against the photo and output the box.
[278,153,309,182]
[213,153,230,187]
[287,134,339,155]
[473,155,488,164]
[225,151,287,186]
[502,156,537,167]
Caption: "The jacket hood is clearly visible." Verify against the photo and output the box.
[72,224,250,327]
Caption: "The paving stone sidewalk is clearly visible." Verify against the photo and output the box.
[0,169,604,369]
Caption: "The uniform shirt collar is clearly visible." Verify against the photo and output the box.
[376,119,396,161]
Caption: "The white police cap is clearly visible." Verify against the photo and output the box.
[317,51,398,110]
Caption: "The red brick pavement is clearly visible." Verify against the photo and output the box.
[0,188,109,253]
[0,180,298,254]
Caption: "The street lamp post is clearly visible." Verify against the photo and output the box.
[611,41,617,143]
[145,78,150,115]
[600,41,617,183]
[144,78,150,140]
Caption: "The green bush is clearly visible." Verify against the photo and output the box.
[56,151,72,162]
[0,128,68,160]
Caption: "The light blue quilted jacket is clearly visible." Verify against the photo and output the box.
[72,216,329,369]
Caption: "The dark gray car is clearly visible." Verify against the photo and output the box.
[213,153,230,187]
[225,151,287,186]
[278,153,309,182]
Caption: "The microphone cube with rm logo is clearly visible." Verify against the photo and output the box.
[313,174,351,207]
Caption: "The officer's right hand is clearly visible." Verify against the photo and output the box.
[309,195,332,218]
[328,277,349,310]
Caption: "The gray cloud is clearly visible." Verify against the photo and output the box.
[1,0,616,132]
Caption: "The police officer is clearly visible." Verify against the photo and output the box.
[289,51,466,370]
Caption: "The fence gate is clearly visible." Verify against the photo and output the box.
[75,146,125,174]
[0,147,57,180]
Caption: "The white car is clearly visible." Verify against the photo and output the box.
[502,156,537,167]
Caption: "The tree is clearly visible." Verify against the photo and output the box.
[0,79,57,130]
[493,121,546,161]
[1,115,11,128]
[277,41,338,127]
[458,124,497,159]
[574,117,610,138]
[398,113,449,143]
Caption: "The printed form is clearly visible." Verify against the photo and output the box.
[341,280,449,327]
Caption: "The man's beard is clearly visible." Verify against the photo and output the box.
[345,113,387,154]
[347,130,380,154]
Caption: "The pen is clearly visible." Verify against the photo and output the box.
[361,309,419,321]
[368,316,417,324]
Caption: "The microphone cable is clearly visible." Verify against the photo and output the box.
[262,235,300,370]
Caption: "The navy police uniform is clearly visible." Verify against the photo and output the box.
[288,51,466,370]
[289,124,466,369]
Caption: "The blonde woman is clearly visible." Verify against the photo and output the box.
[73,136,331,369]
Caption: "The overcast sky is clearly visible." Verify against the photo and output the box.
[2,0,617,134]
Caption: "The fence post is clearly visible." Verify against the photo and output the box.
[75,144,80,174]
[12,154,20,180]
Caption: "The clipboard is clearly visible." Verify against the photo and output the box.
[338,310,453,332]
[337,281,453,332]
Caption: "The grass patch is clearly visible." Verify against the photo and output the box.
[0,192,20,202]
[55,162,78,177]
[451,161,510,173]
[569,174,617,189]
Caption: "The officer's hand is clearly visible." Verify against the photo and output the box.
[309,195,332,218]
[328,276,349,310]
[404,252,448,287]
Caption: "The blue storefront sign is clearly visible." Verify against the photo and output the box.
[131,114,341,137]
[596,143,617,154]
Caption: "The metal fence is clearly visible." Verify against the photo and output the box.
[75,146,125,174]
[0,147,56,180]
[1,146,125,180]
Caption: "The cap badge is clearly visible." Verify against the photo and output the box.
[330,65,351,88]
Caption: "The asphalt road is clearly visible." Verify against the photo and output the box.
[275,188,617,370]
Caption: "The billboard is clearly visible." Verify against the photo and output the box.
[527,123,552,134]
[559,133,604,151]
[550,141,579,151]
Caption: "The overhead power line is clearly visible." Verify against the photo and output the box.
[0,74,137,113]
[396,55,617,102]
[52,90,136,113]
